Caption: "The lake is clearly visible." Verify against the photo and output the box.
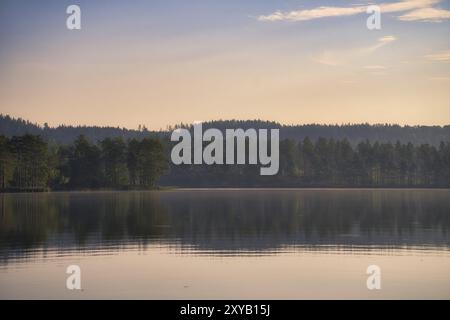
[0,189,449,299]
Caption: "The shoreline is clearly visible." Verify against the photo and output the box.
[2,186,450,194]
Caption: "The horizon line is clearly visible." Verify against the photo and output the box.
[1,113,449,132]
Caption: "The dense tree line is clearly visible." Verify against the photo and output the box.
[2,114,450,146]
[1,133,449,191]
[161,137,450,188]
[0,134,168,191]
[278,138,450,187]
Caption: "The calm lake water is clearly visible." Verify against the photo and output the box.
[0,189,449,299]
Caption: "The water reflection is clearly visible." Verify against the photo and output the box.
[1,189,449,263]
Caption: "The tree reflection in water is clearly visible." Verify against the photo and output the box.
[1,189,449,262]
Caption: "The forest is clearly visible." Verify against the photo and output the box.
[0,134,168,191]
[2,114,450,146]
[1,114,450,190]
[1,132,449,191]
[162,137,450,187]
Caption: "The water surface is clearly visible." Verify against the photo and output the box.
[1,189,449,299]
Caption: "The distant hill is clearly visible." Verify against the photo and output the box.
[0,114,162,144]
[1,114,449,145]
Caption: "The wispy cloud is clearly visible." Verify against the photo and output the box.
[380,0,439,13]
[313,51,343,66]
[257,0,448,23]
[398,7,450,21]
[313,36,397,66]
[424,51,450,61]
[258,6,365,22]
[363,36,397,53]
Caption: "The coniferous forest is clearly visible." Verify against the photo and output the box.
[0,134,449,191]
[163,137,450,188]
[0,115,449,191]
[0,135,168,192]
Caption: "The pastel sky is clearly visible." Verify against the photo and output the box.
[0,0,449,129]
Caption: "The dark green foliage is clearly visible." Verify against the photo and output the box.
[127,138,168,189]
[101,137,129,187]
[286,138,450,187]
[8,135,49,190]
[0,135,15,189]
[69,135,103,189]
[161,137,450,188]
[0,130,448,190]
[0,134,168,191]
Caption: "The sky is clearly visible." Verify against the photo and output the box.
[0,0,449,130]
